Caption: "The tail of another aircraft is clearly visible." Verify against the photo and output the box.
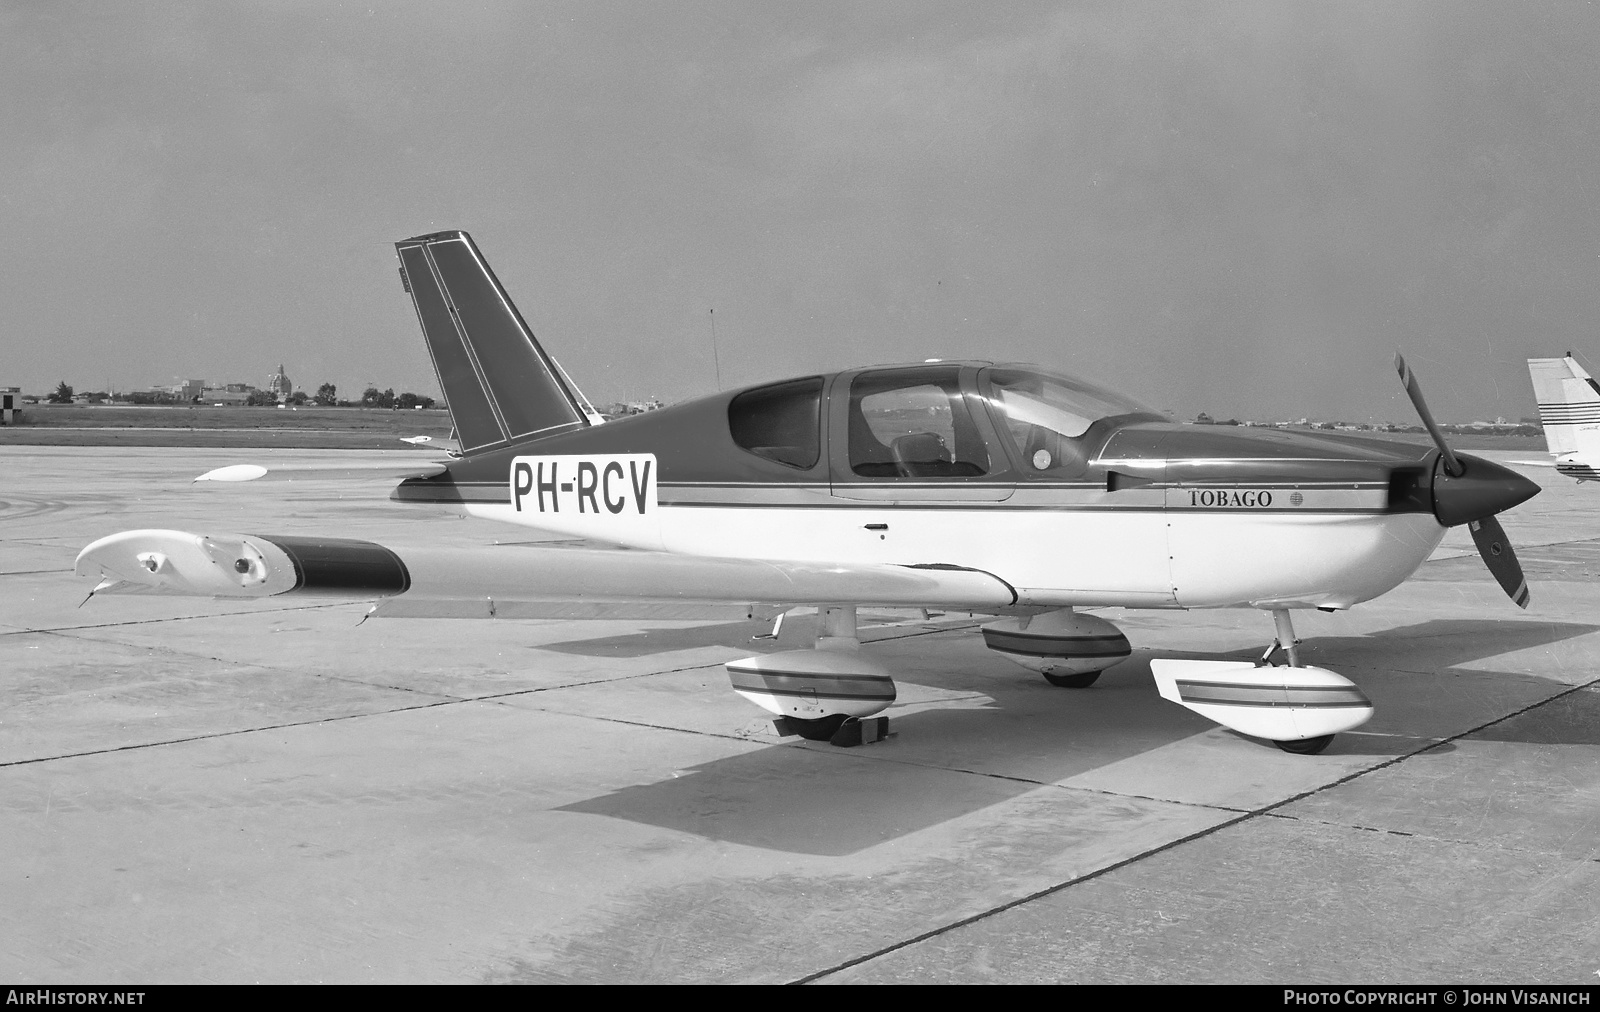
[1527,353,1600,456]
[395,231,604,457]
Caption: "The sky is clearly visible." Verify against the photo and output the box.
[3,1,1599,422]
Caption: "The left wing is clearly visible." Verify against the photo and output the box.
[74,529,1019,615]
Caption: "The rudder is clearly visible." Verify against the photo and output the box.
[1528,354,1600,456]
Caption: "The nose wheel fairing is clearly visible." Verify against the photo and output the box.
[1150,659,1374,744]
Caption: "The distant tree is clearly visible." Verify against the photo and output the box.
[361,386,382,408]
[314,382,337,407]
[397,392,436,410]
[288,391,309,406]
[244,390,277,406]
[49,381,73,404]
[382,387,396,409]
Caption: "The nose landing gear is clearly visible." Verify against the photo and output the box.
[1151,608,1372,755]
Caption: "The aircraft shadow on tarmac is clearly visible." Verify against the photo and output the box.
[537,619,780,657]
[1295,616,1598,673]
[534,612,952,658]
[556,617,1596,857]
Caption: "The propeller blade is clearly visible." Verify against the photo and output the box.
[1393,352,1535,608]
[1469,515,1530,609]
[1393,352,1464,477]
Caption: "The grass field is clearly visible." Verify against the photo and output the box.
[0,404,454,449]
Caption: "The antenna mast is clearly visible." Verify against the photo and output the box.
[709,308,723,390]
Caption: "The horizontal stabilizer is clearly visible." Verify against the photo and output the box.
[399,435,461,453]
[195,460,448,483]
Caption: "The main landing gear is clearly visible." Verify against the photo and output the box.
[981,608,1132,688]
[1042,670,1101,689]
[724,606,897,747]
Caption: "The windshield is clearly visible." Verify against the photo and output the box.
[983,367,1160,473]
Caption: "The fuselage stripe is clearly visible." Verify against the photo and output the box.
[1175,681,1372,708]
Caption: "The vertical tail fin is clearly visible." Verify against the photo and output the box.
[1527,354,1600,456]
[396,231,595,456]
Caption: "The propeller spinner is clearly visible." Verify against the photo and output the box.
[1394,353,1539,607]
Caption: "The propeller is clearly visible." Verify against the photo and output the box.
[1394,353,1539,608]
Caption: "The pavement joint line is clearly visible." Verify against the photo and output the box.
[1260,810,1600,865]
[504,704,776,746]
[1,637,977,769]
[28,625,472,702]
[0,602,355,638]
[34,623,681,707]
[791,666,1600,985]
[0,697,466,769]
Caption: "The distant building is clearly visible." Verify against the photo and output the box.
[138,379,203,403]
[1,386,17,425]
[201,382,257,405]
[264,364,293,403]
[604,398,666,418]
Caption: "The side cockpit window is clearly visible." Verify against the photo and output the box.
[849,368,989,478]
[729,377,823,469]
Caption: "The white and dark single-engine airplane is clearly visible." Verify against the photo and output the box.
[1521,353,1600,482]
[75,231,1540,755]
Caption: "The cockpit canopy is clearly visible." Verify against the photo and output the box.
[982,367,1162,475]
[727,363,1161,479]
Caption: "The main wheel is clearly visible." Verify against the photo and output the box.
[1042,670,1101,688]
[786,714,849,741]
[1274,734,1334,755]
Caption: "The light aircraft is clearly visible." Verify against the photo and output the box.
[1521,354,1600,482]
[74,231,1540,755]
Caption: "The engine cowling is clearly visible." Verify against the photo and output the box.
[982,609,1131,678]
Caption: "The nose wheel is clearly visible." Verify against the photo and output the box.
[1264,609,1340,756]
[1274,733,1334,755]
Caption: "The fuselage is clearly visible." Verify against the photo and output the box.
[394,362,1474,612]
